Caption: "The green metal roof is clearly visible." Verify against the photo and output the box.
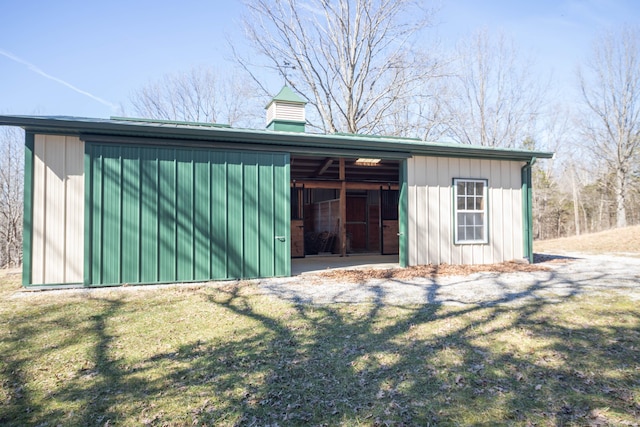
[110,116,231,128]
[0,115,553,161]
[270,86,306,104]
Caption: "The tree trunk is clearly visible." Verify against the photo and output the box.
[570,165,580,236]
[615,167,627,228]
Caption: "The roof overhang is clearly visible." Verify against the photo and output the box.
[0,115,554,162]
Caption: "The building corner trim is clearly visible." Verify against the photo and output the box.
[521,158,536,263]
[399,159,409,267]
[22,132,34,286]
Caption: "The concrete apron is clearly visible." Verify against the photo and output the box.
[292,254,399,275]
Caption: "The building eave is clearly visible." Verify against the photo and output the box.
[0,115,554,161]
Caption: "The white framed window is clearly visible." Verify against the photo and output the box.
[454,178,488,244]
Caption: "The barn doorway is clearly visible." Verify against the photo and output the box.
[289,155,401,262]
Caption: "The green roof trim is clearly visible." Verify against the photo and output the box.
[110,116,231,128]
[335,132,421,142]
[266,119,306,133]
[271,86,306,104]
[0,115,554,162]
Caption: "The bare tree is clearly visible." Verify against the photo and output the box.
[442,29,546,147]
[238,0,440,134]
[0,126,24,268]
[375,70,454,140]
[128,66,263,127]
[578,26,640,228]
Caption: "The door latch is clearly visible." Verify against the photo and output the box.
[275,236,286,242]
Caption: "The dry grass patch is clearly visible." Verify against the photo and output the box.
[535,225,640,254]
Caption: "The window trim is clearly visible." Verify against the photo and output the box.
[453,178,488,244]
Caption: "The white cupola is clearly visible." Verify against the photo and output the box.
[265,86,307,132]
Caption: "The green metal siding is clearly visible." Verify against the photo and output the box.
[22,132,34,286]
[521,163,534,263]
[85,143,290,286]
[399,159,408,268]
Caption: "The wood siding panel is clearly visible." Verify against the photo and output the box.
[381,220,399,254]
[314,199,339,233]
[368,205,380,252]
[346,196,367,250]
[31,135,84,284]
[407,156,524,265]
[291,219,305,257]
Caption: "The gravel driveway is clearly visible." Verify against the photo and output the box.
[259,253,640,306]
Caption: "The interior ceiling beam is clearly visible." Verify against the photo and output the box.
[291,180,399,190]
[314,157,334,176]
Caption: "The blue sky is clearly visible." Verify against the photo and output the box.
[1,0,638,120]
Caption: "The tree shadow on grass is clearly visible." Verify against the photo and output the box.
[1,270,639,426]
[137,274,639,425]
[1,295,170,426]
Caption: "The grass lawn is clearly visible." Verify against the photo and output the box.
[1,268,639,426]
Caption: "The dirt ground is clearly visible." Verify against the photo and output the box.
[260,252,640,305]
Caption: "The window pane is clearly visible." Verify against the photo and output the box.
[464,213,478,226]
[473,213,483,225]
[475,196,483,210]
[458,224,466,241]
[461,213,469,226]
[457,182,466,196]
[457,196,465,210]
[475,182,484,196]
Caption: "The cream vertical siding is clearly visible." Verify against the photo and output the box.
[31,135,84,284]
[408,156,524,265]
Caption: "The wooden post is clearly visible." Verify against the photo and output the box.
[339,158,347,257]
